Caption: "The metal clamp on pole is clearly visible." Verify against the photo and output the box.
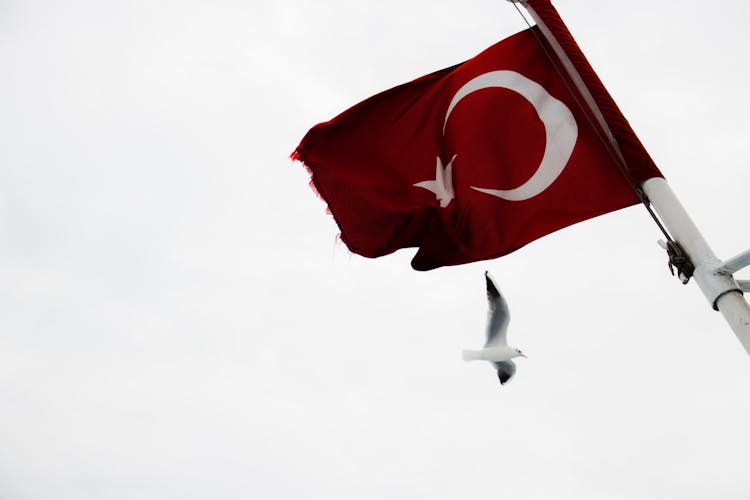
[696,259,743,311]
[658,239,694,284]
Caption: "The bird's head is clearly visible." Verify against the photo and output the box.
[513,348,527,359]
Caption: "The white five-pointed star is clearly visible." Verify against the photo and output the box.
[413,154,456,208]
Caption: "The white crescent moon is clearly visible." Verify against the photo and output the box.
[444,70,578,201]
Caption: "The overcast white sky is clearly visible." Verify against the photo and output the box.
[2,1,750,498]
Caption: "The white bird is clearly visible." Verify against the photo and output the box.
[462,271,526,385]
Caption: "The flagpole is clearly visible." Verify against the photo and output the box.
[510,0,750,355]
[643,178,750,355]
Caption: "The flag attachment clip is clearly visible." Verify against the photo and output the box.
[659,239,695,284]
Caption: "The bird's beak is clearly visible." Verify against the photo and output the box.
[520,353,528,358]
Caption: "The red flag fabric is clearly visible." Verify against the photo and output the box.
[293,27,662,271]
[526,0,659,184]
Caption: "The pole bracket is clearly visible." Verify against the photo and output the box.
[715,249,750,276]
[658,239,695,284]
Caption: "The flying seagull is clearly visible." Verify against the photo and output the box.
[462,271,526,385]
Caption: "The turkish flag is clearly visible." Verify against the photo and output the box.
[293,27,662,270]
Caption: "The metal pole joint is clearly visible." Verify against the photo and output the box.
[693,261,743,311]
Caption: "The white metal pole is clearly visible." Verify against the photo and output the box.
[642,178,750,355]
[512,0,750,355]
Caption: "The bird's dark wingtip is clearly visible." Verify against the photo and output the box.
[497,371,512,385]
[485,272,500,299]
[495,361,516,385]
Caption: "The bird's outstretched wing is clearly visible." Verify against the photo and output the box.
[493,360,516,385]
[484,271,510,347]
